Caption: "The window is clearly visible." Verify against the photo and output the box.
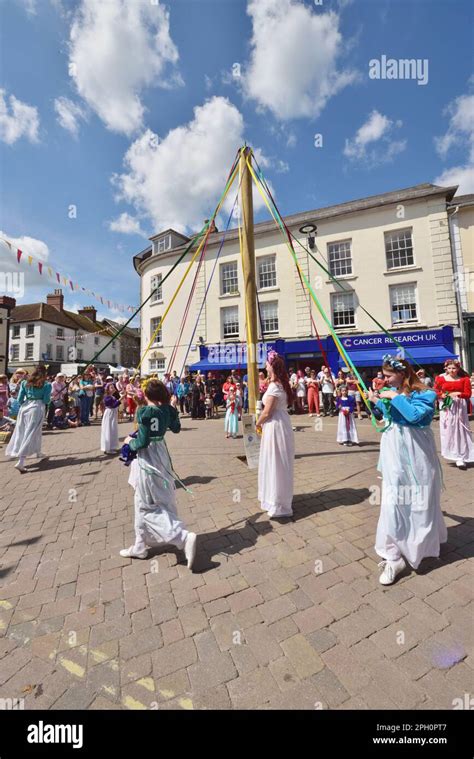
[56,345,64,361]
[151,274,163,302]
[258,255,277,289]
[385,229,414,269]
[260,301,279,334]
[157,235,171,253]
[331,292,355,328]
[26,323,35,337]
[220,262,238,295]
[222,306,239,338]
[150,318,162,345]
[77,349,83,360]
[390,283,418,324]
[328,240,352,277]
[149,358,165,372]
[57,328,64,339]
[45,344,52,358]
[11,344,19,360]
[112,354,116,364]
[25,343,34,360]
[112,341,116,348]
[94,336,99,345]
[12,325,20,338]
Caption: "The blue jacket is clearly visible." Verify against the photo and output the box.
[375,389,436,428]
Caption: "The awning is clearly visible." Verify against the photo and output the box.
[189,357,266,372]
[338,345,459,368]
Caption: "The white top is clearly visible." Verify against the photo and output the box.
[263,381,289,414]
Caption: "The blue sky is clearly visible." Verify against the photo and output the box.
[0,0,473,320]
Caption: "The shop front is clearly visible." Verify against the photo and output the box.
[326,325,458,379]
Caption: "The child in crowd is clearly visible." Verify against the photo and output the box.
[336,385,359,446]
[120,379,197,569]
[205,392,214,419]
[225,387,240,439]
[0,375,9,418]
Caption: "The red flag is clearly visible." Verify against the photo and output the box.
[17,249,22,263]
[69,280,74,290]
[56,272,60,283]
[38,262,43,274]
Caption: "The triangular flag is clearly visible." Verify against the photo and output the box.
[27,255,33,265]
[17,249,22,263]
[69,280,74,290]
[47,267,52,277]
[56,272,61,282]
[5,240,11,250]
[63,276,68,286]
[38,262,43,274]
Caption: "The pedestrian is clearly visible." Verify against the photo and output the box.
[336,385,359,446]
[367,355,447,585]
[321,367,336,416]
[46,372,67,429]
[8,368,27,397]
[176,376,190,415]
[120,379,197,568]
[416,368,433,388]
[0,375,9,418]
[295,370,306,414]
[434,360,474,469]
[101,383,121,454]
[256,350,294,518]
[6,364,51,472]
[78,372,94,426]
[306,369,320,416]
[93,373,105,420]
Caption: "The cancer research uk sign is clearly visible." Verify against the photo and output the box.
[341,328,452,356]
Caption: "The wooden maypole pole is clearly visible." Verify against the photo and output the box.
[239,146,259,417]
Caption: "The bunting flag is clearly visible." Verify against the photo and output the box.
[0,236,137,314]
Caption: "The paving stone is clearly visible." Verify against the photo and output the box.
[281,634,325,678]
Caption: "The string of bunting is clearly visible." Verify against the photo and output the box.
[0,237,137,314]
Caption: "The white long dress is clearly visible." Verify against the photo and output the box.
[6,400,45,458]
[258,381,294,517]
[376,424,447,569]
[336,410,359,444]
[100,407,119,453]
[129,440,188,553]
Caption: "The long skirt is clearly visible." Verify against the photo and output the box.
[225,407,239,435]
[6,400,45,459]
[101,407,119,453]
[336,411,359,443]
[375,423,447,569]
[128,440,188,552]
[439,398,474,463]
[258,412,294,517]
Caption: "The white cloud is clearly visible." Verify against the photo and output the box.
[0,89,40,145]
[69,0,182,135]
[344,110,406,165]
[54,97,88,137]
[242,1,358,121]
[434,90,474,195]
[0,232,50,299]
[108,213,148,237]
[16,0,37,15]
[112,96,269,234]
[434,165,474,196]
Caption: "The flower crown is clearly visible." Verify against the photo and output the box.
[382,354,406,371]
[267,350,279,364]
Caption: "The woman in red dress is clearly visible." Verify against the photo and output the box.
[434,360,474,469]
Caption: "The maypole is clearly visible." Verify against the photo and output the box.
[239,146,259,416]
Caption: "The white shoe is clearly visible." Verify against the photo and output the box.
[119,546,148,559]
[35,453,47,460]
[378,558,406,585]
[14,461,27,473]
[455,459,467,469]
[184,532,197,570]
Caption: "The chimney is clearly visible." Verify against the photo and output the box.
[78,306,97,323]
[204,219,218,233]
[46,289,64,311]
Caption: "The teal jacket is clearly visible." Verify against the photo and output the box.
[18,380,51,406]
[129,404,181,451]
[375,389,436,428]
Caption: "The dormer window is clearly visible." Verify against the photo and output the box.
[157,235,171,253]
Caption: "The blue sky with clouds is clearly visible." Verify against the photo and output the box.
[0,0,473,319]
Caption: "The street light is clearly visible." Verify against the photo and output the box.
[299,223,317,250]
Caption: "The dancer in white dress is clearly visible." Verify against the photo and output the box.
[368,355,447,586]
[120,379,197,569]
[100,384,120,454]
[257,351,294,518]
[6,365,51,473]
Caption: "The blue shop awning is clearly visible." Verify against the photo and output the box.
[189,357,266,372]
[338,345,458,367]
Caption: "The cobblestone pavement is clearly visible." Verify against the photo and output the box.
[0,413,472,711]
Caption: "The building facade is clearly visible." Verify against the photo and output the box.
[0,296,16,375]
[133,183,471,378]
[447,194,474,371]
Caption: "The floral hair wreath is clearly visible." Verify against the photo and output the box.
[382,353,406,372]
[267,350,279,365]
